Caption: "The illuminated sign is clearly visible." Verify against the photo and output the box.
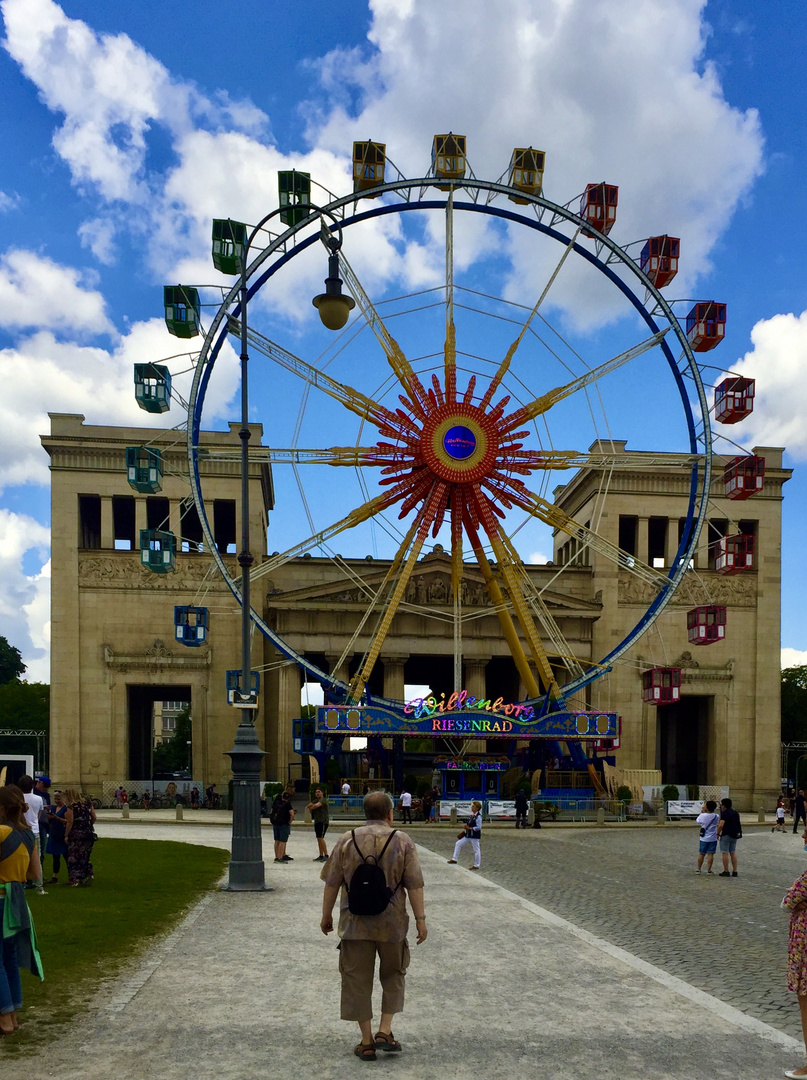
[405,690,534,721]
[317,704,619,741]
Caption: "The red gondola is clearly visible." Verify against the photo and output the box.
[687,606,726,645]
[714,534,755,575]
[640,235,679,288]
[686,301,726,351]
[642,668,681,705]
[714,377,754,424]
[580,183,618,237]
[723,456,764,500]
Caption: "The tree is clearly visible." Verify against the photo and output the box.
[0,636,25,686]
[0,681,49,763]
[152,705,192,773]
[783,666,807,743]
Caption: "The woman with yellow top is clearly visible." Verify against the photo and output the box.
[0,784,44,1036]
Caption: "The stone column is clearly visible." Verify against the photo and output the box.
[464,658,489,753]
[135,497,148,542]
[101,496,114,549]
[665,518,678,568]
[325,653,351,689]
[169,499,182,542]
[637,517,649,566]
[270,662,300,785]
[382,655,408,703]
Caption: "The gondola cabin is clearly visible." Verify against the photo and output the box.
[278,171,311,227]
[714,533,755,575]
[134,364,171,414]
[125,446,163,493]
[714,377,755,424]
[353,141,386,194]
[139,529,176,574]
[432,134,466,184]
[508,147,545,202]
[226,669,259,707]
[174,606,208,647]
[687,606,726,645]
[163,286,200,339]
[685,301,726,352]
[641,667,681,705]
[211,220,246,275]
[640,235,680,288]
[724,456,765,500]
[580,183,618,237]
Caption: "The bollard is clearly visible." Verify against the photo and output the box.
[758,805,766,823]
[435,801,441,825]
[528,803,536,827]
[657,806,667,825]
[596,807,605,827]
[449,806,458,826]
[176,804,184,821]
[122,805,129,819]
[304,807,312,825]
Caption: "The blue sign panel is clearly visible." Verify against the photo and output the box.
[316,705,619,740]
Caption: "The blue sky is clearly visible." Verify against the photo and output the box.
[0,0,805,684]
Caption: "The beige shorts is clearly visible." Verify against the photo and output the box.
[338,938,411,1021]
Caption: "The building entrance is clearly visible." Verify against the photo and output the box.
[127,684,191,780]
[658,695,711,786]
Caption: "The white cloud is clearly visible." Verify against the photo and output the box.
[0,318,240,490]
[1,0,268,205]
[528,551,550,565]
[0,510,50,682]
[725,310,807,459]
[78,218,117,265]
[0,190,20,212]
[0,249,114,334]
[308,0,764,328]
[783,648,807,670]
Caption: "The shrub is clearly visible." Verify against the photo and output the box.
[415,777,432,798]
[661,784,680,802]
[616,785,633,803]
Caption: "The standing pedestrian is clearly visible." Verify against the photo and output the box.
[448,800,483,869]
[695,799,719,874]
[514,788,529,829]
[717,797,742,877]
[15,776,46,895]
[341,779,351,808]
[32,777,52,861]
[0,784,45,1035]
[420,788,433,825]
[271,791,295,863]
[307,787,330,862]
[781,828,807,1079]
[399,787,413,825]
[63,787,97,887]
[795,790,807,834]
[320,790,427,1061]
[430,787,440,822]
[44,791,68,884]
[774,798,786,833]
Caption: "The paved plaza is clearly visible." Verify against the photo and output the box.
[14,816,807,1079]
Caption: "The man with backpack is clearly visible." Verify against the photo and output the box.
[320,790,427,1062]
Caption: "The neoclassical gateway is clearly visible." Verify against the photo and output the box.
[43,414,789,809]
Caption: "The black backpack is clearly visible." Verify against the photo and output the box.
[347,829,400,916]
[269,795,283,825]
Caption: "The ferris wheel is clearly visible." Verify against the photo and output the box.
[143,136,749,717]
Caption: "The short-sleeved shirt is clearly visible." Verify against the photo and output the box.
[400,792,412,807]
[720,807,742,838]
[310,795,329,824]
[274,799,293,826]
[321,821,425,942]
[0,824,34,883]
[341,784,351,796]
[696,812,719,842]
[23,793,44,837]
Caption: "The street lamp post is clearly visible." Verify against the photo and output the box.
[222,208,354,890]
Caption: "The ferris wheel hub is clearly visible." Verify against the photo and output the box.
[419,402,500,484]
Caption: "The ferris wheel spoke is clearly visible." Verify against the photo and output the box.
[480,226,582,410]
[201,445,412,467]
[463,510,542,700]
[247,477,415,585]
[444,191,457,402]
[336,250,432,418]
[234,321,416,437]
[348,482,447,703]
[470,489,561,700]
[499,329,669,435]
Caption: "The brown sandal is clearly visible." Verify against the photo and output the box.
[374,1031,402,1052]
[354,1042,377,1061]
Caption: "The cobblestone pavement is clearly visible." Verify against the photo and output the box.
[413,822,807,1040]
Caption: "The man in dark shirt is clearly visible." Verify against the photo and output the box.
[272,791,295,863]
[717,797,742,877]
[514,788,529,829]
[794,789,807,833]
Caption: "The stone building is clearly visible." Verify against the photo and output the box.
[42,415,790,808]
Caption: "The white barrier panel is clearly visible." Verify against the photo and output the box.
[440,800,474,819]
[487,800,516,819]
[666,800,702,817]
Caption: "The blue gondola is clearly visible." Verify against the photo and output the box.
[226,669,259,706]
[139,529,176,573]
[174,606,208,646]
[134,364,171,414]
[126,446,163,493]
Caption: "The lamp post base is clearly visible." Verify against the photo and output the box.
[226,719,268,891]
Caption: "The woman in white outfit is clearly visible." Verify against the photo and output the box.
[448,801,482,869]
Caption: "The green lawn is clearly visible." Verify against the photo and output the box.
[4,838,228,1051]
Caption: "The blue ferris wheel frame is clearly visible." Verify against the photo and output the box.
[186,177,713,714]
